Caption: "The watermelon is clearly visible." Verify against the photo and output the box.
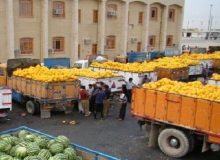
[63,147,77,160]
[55,136,70,148]
[0,155,13,160]
[27,143,40,156]
[49,143,64,155]
[25,134,36,142]
[35,137,48,149]
[47,140,56,148]
[0,134,11,138]
[76,156,83,160]
[38,149,52,160]
[0,152,6,156]
[15,146,27,158]
[13,158,21,160]
[17,130,29,139]
[53,153,68,160]
[0,140,12,152]
[9,146,17,157]
[24,155,45,160]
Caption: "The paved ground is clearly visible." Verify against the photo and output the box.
[0,101,220,160]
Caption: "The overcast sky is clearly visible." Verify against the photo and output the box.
[183,0,220,29]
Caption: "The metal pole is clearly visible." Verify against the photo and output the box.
[208,4,213,40]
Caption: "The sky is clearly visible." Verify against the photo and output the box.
[183,0,220,29]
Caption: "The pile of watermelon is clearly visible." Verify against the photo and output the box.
[0,130,83,160]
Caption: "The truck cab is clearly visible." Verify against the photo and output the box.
[0,63,7,86]
[0,63,12,118]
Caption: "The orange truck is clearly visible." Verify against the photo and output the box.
[131,87,220,158]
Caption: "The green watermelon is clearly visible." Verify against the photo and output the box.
[9,146,17,157]
[55,136,70,148]
[76,156,83,160]
[0,155,13,160]
[14,146,27,158]
[27,143,40,156]
[0,140,12,152]
[13,157,21,160]
[24,155,45,160]
[25,134,36,142]
[38,149,52,160]
[49,143,64,155]
[17,130,29,139]
[63,147,77,160]
[35,137,48,149]
[53,153,68,160]
[47,140,56,148]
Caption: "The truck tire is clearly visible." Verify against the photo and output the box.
[158,128,190,158]
[26,100,38,115]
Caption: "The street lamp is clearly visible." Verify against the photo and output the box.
[208,4,213,40]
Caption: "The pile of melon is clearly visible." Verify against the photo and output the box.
[0,130,83,160]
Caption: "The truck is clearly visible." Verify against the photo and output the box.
[131,87,220,158]
[0,63,12,118]
[90,67,158,86]
[0,87,12,118]
[0,59,80,118]
[78,76,125,93]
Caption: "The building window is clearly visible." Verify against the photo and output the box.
[149,35,156,47]
[137,42,142,52]
[19,0,33,17]
[53,37,64,52]
[20,38,33,54]
[79,9,81,23]
[150,7,158,21]
[53,1,65,18]
[166,35,173,47]
[107,4,117,19]
[106,36,116,49]
[93,10,98,23]
[168,9,175,21]
[138,12,143,24]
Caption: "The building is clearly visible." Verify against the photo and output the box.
[0,0,184,63]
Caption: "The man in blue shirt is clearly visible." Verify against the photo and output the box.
[94,87,106,120]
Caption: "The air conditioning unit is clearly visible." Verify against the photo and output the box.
[130,38,137,43]
[14,49,21,54]
[53,9,63,15]
[107,11,117,17]
[48,48,54,54]
[84,38,92,45]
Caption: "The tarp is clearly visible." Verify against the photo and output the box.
[7,58,40,77]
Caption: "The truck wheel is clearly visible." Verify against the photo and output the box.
[26,100,38,115]
[158,128,190,158]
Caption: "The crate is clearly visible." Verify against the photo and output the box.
[0,126,119,160]
[65,81,80,98]
[156,67,189,80]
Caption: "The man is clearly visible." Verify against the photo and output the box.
[79,86,90,116]
[118,88,128,121]
[94,87,106,120]
[126,78,135,103]
[142,75,151,85]
[103,85,111,117]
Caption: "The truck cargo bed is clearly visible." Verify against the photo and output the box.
[0,126,120,160]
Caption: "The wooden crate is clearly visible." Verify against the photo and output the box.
[21,78,27,93]
[156,67,189,80]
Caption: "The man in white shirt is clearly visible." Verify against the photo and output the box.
[126,78,135,103]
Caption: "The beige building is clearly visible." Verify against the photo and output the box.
[0,0,184,63]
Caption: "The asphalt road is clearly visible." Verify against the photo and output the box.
[0,101,220,160]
